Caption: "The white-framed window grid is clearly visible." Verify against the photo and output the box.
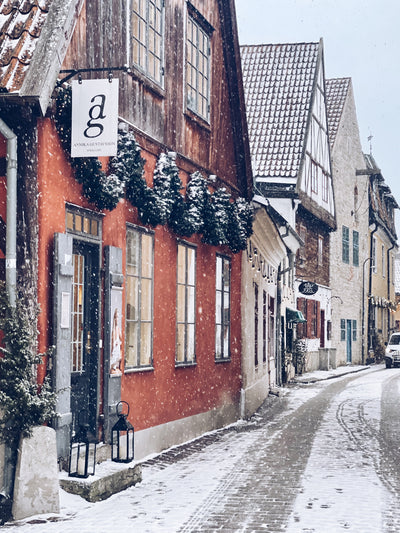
[129,0,164,85]
[176,242,196,365]
[125,226,154,369]
[215,254,231,361]
[186,13,210,121]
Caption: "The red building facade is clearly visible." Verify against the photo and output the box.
[0,0,252,460]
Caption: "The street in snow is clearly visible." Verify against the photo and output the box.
[5,364,400,533]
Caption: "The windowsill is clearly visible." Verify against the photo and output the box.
[175,361,197,369]
[124,365,154,374]
[184,108,211,132]
[128,67,165,99]
[215,357,231,364]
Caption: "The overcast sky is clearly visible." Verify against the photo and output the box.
[235,0,400,232]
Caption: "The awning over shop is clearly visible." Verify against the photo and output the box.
[286,308,307,323]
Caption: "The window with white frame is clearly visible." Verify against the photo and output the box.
[186,11,210,121]
[215,255,231,361]
[176,242,196,364]
[130,0,164,85]
[125,227,154,369]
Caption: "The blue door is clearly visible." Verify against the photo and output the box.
[346,319,352,363]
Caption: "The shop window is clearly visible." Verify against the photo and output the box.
[215,255,231,361]
[125,226,154,369]
[176,242,196,365]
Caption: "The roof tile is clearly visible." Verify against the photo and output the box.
[241,42,319,180]
[325,77,350,148]
[0,0,50,92]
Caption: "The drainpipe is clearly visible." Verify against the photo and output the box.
[0,118,17,520]
[387,242,395,337]
[0,118,17,307]
[367,223,378,358]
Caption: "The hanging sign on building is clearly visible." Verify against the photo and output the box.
[298,281,318,295]
[71,78,119,158]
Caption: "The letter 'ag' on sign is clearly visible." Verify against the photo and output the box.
[71,78,119,158]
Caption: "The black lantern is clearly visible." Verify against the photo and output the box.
[111,401,134,463]
[68,415,97,478]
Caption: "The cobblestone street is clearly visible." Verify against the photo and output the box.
[6,365,400,533]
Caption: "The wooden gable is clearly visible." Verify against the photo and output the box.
[298,47,336,230]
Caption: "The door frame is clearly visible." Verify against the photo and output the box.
[70,237,101,435]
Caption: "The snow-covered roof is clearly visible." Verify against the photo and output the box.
[325,77,351,148]
[240,41,320,180]
[0,1,50,92]
[0,0,82,114]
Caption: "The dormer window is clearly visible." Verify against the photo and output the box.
[130,0,164,85]
[186,5,212,121]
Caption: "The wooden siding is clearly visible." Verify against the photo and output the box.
[61,0,242,195]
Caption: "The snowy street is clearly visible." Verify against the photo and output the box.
[5,364,400,532]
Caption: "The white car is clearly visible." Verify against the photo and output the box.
[385,332,400,368]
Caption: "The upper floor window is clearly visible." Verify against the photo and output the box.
[352,230,359,267]
[342,226,349,264]
[318,235,324,267]
[215,255,231,361]
[125,226,154,369]
[299,224,307,262]
[372,236,377,273]
[382,244,385,277]
[186,10,211,121]
[131,0,164,85]
[176,242,196,365]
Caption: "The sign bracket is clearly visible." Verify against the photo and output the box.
[57,66,131,86]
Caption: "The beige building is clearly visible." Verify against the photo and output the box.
[365,154,398,361]
[326,78,369,366]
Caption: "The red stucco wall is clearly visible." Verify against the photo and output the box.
[36,118,242,433]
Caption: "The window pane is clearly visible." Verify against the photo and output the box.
[142,234,153,278]
[141,278,152,321]
[177,284,186,323]
[140,323,152,365]
[187,324,195,361]
[176,324,185,362]
[126,321,138,367]
[187,247,196,285]
[187,286,195,323]
[177,245,186,284]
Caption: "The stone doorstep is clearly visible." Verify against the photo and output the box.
[59,459,142,503]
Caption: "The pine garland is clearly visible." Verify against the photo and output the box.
[54,85,254,252]
[0,285,57,446]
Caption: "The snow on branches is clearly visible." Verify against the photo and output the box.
[54,85,253,252]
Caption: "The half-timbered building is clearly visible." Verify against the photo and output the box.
[241,40,336,373]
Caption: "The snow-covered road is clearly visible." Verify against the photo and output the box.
[5,364,400,532]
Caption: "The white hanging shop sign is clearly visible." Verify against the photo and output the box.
[71,78,119,158]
